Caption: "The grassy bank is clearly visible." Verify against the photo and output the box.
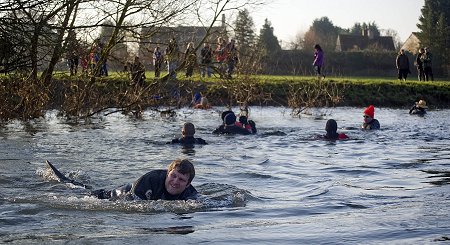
[191,75,450,109]
[1,73,449,121]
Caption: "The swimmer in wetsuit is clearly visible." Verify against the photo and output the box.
[361,105,380,130]
[168,122,207,145]
[90,159,198,201]
[409,99,427,115]
[323,119,349,140]
[212,112,251,135]
[234,107,257,134]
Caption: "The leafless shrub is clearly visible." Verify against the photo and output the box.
[0,75,50,121]
[287,79,344,116]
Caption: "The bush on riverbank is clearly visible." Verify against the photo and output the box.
[1,73,449,121]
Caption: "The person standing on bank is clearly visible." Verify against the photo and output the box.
[313,44,325,80]
[396,49,410,81]
[184,42,197,78]
[422,47,434,81]
[153,46,163,78]
[165,37,180,79]
[200,43,213,77]
[415,48,425,81]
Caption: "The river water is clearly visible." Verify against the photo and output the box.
[1,107,449,244]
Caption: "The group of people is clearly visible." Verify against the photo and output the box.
[89,107,257,202]
[312,43,435,82]
[86,99,430,202]
[396,47,434,81]
[149,37,238,80]
[65,39,108,77]
[415,47,433,81]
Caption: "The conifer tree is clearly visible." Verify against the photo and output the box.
[257,18,281,55]
[417,0,450,71]
[233,9,255,54]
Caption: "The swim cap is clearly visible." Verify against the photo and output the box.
[221,110,234,122]
[363,105,375,118]
[224,113,236,126]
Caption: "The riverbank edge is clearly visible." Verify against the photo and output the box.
[191,77,450,109]
[1,76,450,122]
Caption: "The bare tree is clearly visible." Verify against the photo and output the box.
[1,0,80,80]
[41,0,83,83]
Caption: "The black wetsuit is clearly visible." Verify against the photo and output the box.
[168,136,207,145]
[409,105,426,115]
[212,125,251,135]
[90,170,198,201]
[362,119,380,130]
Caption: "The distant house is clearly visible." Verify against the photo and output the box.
[336,29,395,52]
[401,32,421,54]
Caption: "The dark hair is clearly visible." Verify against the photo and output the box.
[221,110,234,122]
[182,122,195,137]
[167,159,195,183]
[325,119,339,139]
[224,113,237,126]
[314,44,322,51]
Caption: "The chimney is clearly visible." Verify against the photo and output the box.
[362,28,368,37]
[222,14,225,27]
[368,29,374,39]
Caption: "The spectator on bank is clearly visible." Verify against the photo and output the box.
[422,47,434,81]
[67,49,79,76]
[153,46,163,78]
[184,42,197,78]
[396,49,410,81]
[313,44,325,80]
[415,48,425,81]
[130,56,145,86]
[165,37,180,79]
[215,37,227,78]
[200,43,213,77]
[225,39,238,79]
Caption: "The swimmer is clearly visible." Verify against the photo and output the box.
[168,122,207,145]
[361,105,380,130]
[90,159,198,201]
[323,119,349,140]
[409,99,427,115]
[212,112,251,135]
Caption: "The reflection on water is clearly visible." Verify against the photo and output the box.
[141,225,195,235]
[422,170,450,186]
[0,107,450,244]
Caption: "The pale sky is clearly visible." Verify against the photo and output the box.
[251,0,424,47]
